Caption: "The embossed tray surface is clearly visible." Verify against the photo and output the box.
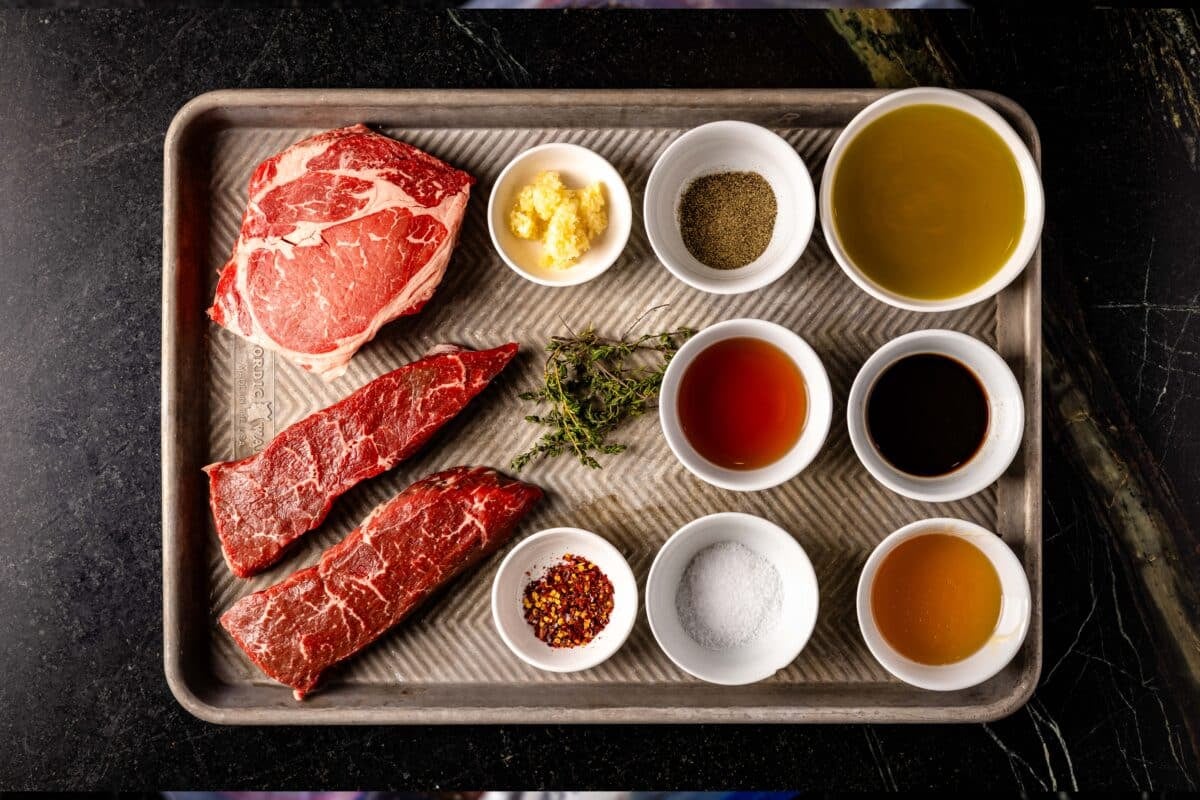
[162,89,1042,724]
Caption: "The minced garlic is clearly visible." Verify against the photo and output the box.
[509,171,607,269]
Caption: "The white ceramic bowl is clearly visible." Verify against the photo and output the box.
[857,517,1032,691]
[847,329,1023,503]
[659,318,832,491]
[644,120,815,295]
[819,87,1044,312]
[646,512,819,685]
[491,527,637,673]
[487,142,633,287]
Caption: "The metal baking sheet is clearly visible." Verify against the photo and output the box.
[162,89,1042,724]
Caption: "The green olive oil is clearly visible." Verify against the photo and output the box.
[831,104,1025,301]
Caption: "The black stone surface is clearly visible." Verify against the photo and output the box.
[1,8,1198,791]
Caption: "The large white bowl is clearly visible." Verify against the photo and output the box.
[819,87,1044,312]
[659,318,832,491]
[491,527,638,673]
[857,517,1032,691]
[487,142,633,287]
[846,329,1024,503]
[644,120,815,295]
[646,512,819,685]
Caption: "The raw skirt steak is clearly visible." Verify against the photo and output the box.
[208,124,474,380]
[221,466,542,699]
[204,343,518,578]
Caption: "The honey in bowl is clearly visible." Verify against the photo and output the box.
[871,533,1002,665]
[831,104,1025,300]
[677,337,807,470]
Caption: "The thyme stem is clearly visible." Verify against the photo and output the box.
[512,323,694,470]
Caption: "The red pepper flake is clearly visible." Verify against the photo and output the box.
[522,553,614,648]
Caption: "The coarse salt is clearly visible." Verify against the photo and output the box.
[675,540,783,650]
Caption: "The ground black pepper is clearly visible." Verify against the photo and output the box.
[678,171,778,270]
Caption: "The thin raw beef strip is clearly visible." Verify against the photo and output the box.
[221,465,542,699]
[204,343,518,578]
[208,124,474,380]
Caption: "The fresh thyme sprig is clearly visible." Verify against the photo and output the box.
[512,322,694,470]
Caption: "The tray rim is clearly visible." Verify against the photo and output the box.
[162,87,1042,725]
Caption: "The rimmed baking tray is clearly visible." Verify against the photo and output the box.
[162,89,1042,724]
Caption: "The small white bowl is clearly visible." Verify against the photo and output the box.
[819,87,1044,312]
[491,527,637,673]
[646,512,819,685]
[659,318,832,491]
[644,121,815,295]
[857,517,1032,691]
[487,143,632,287]
[847,329,1024,503]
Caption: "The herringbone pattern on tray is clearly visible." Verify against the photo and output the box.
[203,124,1001,688]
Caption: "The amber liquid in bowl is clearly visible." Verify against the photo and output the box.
[831,103,1025,301]
[871,533,1002,665]
[677,337,808,470]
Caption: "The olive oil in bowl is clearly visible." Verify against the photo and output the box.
[831,103,1026,301]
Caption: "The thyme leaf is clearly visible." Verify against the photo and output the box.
[512,323,694,470]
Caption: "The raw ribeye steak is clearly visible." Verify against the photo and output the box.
[221,466,542,699]
[208,123,474,380]
[205,343,518,578]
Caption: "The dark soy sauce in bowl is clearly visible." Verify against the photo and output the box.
[866,353,989,477]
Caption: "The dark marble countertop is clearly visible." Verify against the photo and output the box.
[1,8,1198,791]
